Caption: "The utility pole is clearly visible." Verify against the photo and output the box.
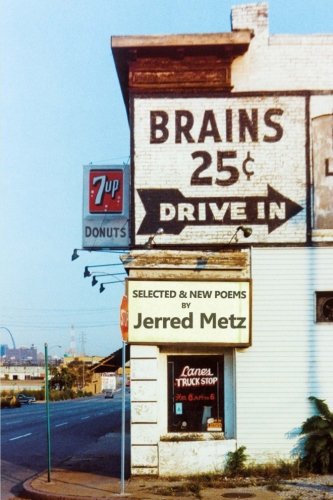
[44,343,51,482]
[79,331,87,356]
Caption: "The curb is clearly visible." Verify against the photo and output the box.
[23,472,75,500]
[22,469,132,500]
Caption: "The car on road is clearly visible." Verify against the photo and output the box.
[17,393,36,405]
[104,390,114,399]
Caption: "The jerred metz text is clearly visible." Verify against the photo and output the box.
[133,312,246,330]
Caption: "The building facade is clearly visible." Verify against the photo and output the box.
[111,3,333,475]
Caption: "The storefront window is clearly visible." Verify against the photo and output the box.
[167,355,224,433]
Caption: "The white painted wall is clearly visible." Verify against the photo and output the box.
[130,345,159,475]
[236,247,333,461]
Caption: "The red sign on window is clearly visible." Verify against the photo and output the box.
[89,170,123,213]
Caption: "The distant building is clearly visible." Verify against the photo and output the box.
[0,364,46,392]
[0,344,8,357]
[1,344,38,364]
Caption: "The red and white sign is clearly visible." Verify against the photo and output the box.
[82,165,130,249]
[89,169,123,213]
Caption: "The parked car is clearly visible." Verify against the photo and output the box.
[17,393,36,405]
[104,390,114,399]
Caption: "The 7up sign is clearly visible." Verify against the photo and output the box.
[83,165,130,249]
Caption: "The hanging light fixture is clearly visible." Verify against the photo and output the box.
[144,228,164,248]
[228,226,253,244]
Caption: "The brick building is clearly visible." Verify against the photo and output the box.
[111,3,333,475]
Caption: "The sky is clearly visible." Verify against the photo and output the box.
[1,0,332,358]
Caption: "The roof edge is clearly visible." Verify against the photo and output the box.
[111,30,253,49]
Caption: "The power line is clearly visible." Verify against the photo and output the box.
[0,323,118,330]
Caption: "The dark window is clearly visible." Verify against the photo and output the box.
[167,355,224,433]
[316,291,333,322]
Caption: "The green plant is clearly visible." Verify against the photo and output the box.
[266,479,284,492]
[300,396,333,474]
[276,459,300,479]
[224,446,248,475]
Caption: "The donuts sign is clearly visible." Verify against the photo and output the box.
[83,165,130,249]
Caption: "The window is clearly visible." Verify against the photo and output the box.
[167,355,224,433]
[316,291,333,322]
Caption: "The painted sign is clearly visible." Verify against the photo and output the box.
[89,169,124,213]
[133,96,307,246]
[312,114,333,230]
[127,280,251,345]
[83,165,130,249]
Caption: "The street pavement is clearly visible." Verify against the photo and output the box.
[1,394,126,499]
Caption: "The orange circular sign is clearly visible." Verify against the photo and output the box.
[120,295,128,342]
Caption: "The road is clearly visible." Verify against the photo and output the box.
[1,392,129,499]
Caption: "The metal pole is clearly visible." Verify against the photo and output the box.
[120,341,126,495]
[45,342,51,482]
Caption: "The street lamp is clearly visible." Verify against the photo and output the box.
[44,343,61,482]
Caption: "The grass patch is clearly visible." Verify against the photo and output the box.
[153,482,201,497]
[144,457,310,498]
[160,433,204,442]
[154,485,188,496]
[266,479,285,492]
[243,458,302,480]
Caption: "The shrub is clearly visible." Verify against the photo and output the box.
[224,446,248,475]
[0,396,20,409]
[300,396,333,474]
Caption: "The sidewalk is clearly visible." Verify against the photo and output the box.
[22,432,282,500]
[24,470,282,499]
[22,433,333,500]
[23,467,333,500]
